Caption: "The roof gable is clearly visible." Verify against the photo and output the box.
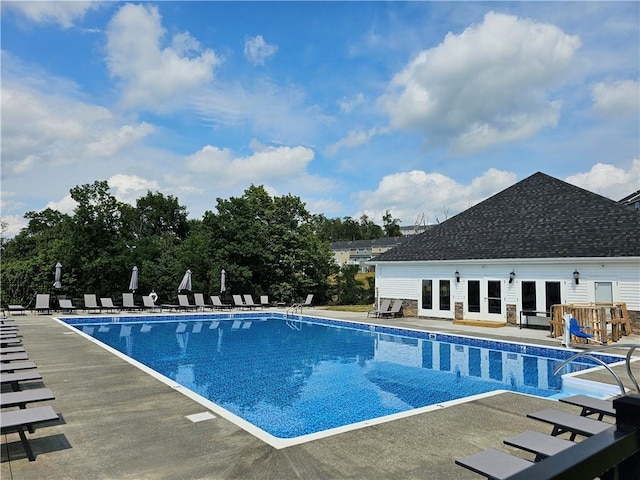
[374,172,640,262]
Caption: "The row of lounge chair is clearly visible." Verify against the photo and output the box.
[455,394,619,479]
[1,315,61,461]
[21,292,314,314]
[367,299,403,318]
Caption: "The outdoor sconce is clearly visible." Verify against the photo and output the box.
[509,271,516,284]
[455,270,460,283]
[573,269,580,285]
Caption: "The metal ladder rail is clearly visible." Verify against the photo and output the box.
[287,304,302,315]
[553,344,639,396]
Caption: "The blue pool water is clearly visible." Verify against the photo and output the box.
[62,313,623,439]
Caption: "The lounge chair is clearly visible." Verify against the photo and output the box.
[1,388,55,409]
[380,300,403,318]
[211,296,232,309]
[1,346,27,354]
[194,293,212,311]
[1,352,29,362]
[260,295,271,308]
[178,294,196,311]
[58,298,78,313]
[526,408,612,440]
[367,299,392,318]
[0,361,37,373]
[300,294,314,309]
[142,296,161,312]
[455,448,533,479]
[0,405,59,461]
[1,370,43,391]
[243,294,261,310]
[100,297,120,313]
[559,395,616,420]
[503,430,575,461]
[8,304,26,315]
[232,295,246,309]
[122,293,142,311]
[83,294,101,313]
[34,294,50,314]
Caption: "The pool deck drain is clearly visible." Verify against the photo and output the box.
[2,310,636,479]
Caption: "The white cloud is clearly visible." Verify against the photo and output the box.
[244,35,278,66]
[337,93,365,113]
[0,214,28,239]
[325,127,381,155]
[185,144,314,185]
[105,3,220,109]
[591,80,640,119]
[45,195,77,215]
[1,82,154,172]
[354,168,517,225]
[379,12,582,153]
[565,160,640,200]
[108,174,160,206]
[2,1,99,28]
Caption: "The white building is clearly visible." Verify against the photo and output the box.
[370,172,640,331]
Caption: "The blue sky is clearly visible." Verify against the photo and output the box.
[2,1,639,237]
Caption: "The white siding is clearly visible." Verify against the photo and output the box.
[375,257,640,321]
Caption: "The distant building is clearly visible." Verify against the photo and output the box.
[330,237,408,272]
[619,190,640,210]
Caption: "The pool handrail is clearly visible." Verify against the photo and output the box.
[553,344,639,396]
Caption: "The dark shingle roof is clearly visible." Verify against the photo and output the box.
[374,172,640,262]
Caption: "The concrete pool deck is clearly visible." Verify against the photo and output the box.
[2,309,637,479]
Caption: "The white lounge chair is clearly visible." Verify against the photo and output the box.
[34,294,50,314]
[367,299,391,318]
[83,294,101,313]
[211,296,232,309]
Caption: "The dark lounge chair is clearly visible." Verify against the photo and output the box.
[83,294,102,313]
[211,296,232,309]
[1,387,55,409]
[380,299,403,318]
[194,293,212,311]
[34,294,50,314]
[559,395,616,420]
[100,297,120,313]
[178,294,197,311]
[58,299,78,313]
[232,295,247,309]
[367,299,391,318]
[122,293,143,311]
[8,304,26,315]
[243,294,262,310]
[0,361,38,373]
[455,448,533,479]
[503,430,575,461]
[1,370,44,391]
[0,352,29,362]
[0,405,59,461]
[526,408,612,440]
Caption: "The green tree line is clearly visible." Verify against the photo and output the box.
[1,181,400,308]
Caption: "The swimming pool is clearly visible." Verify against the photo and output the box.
[60,312,624,447]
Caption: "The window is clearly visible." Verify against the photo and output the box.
[468,281,480,312]
[421,280,433,309]
[545,282,561,314]
[439,280,451,310]
[522,281,536,313]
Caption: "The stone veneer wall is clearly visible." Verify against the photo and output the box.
[506,304,517,325]
[454,302,463,321]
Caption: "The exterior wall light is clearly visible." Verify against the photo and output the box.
[573,269,580,285]
[509,271,516,283]
[455,270,460,283]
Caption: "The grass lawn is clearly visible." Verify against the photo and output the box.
[317,304,372,313]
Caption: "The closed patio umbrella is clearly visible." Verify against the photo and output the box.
[220,269,226,293]
[53,262,62,289]
[178,269,192,292]
[129,266,139,293]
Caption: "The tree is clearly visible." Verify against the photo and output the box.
[382,210,402,237]
[201,185,336,303]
